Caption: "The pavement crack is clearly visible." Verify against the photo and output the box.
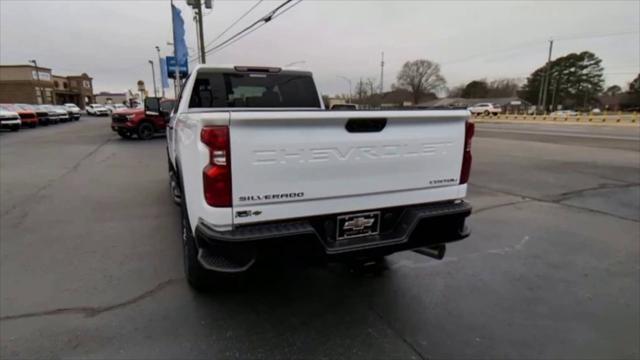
[1,137,111,219]
[469,183,640,222]
[367,303,428,360]
[473,199,532,214]
[549,182,640,202]
[0,278,182,322]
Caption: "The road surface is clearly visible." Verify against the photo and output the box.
[1,119,638,359]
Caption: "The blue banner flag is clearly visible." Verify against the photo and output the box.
[171,4,189,65]
[160,57,169,89]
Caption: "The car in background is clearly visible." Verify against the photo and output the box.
[550,110,578,117]
[35,105,61,124]
[468,103,502,116]
[330,103,358,110]
[16,104,51,126]
[110,98,175,140]
[64,103,81,120]
[0,107,21,131]
[0,104,38,128]
[86,104,110,116]
[39,105,67,123]
[51,105,73,122]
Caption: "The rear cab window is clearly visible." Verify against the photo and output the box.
[188,69,321,109]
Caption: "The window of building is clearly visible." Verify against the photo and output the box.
[83,80,91,88]
[54,81,59,88]
[63,82,68,89]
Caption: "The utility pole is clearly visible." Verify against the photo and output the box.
[155,46,165,98]
[193,13,202,63]
[380,51,384,94]
[29,59,43,104]
[540,39,554,112]
[337,76,352,102]
[148,60,158,97]
[187,0,209,64]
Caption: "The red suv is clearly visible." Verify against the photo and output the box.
[110,98,175,140]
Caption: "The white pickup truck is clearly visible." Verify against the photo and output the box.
[155,65,474,290]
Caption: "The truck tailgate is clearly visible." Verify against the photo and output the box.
[229,110,469,224]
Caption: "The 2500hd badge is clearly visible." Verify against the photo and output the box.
[238,192,305,202]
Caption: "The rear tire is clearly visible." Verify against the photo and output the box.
[169,166,182,205]
[137,122,154,140]
[10,125,19,132]
[483,110,490,116]
[181,200,213,292]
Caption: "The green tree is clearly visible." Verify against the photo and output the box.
[396,59,446,104]
[522,51,604,110]
[629,73,640,94]
[604,85,622,96]
[461,80,489,98]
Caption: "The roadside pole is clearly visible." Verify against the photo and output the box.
[155,46,165,98]
[540,40,554,112]
[29,59,43,104]
[148,60,158,97]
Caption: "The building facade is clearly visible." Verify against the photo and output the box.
[94,92,127,105]
[0,64,94,108]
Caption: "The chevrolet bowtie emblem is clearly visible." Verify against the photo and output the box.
[344,217,375,231]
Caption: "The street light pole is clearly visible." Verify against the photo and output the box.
[155,46,165,98]
[337,76,353,103]
[148,60,158,98]
[29,59,43,104]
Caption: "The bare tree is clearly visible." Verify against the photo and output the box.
[447,84,465,98]
[396,59,446,104]
[355,78,369,100]
[487,78,521,97]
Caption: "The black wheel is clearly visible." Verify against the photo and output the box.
[169,166,182,205]
[10,125,20,132]
[483,110,490,116]
[29,123,37,128]
[117,129,132,139]
[137,122,154,140]
[181,200,213,292]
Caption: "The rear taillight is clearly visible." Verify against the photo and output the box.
[201,126,232,207]
[459,121,475,184]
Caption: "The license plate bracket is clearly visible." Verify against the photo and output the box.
[336,211,381,240]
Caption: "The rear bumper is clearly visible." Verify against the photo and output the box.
[195,200,471,261]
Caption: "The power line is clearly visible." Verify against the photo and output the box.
[202,0,301,57]
[203,0,264,51]
[442,30,639,67]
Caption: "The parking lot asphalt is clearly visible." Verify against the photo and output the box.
[1,117,639,359]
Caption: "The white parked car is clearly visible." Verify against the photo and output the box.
[550,110,578,117]
[468,103,502,116]
[86,104,110,116]
[0,108,21,131]
[63,103,81,120]
[164,65,474,290]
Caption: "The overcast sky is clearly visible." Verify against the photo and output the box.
[1,0,638,97]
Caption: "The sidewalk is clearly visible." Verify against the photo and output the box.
[473,114,639,127]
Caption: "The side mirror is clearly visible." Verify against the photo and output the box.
[145,97,160,114]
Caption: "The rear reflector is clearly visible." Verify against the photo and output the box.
[201,126,232,207]
[459,121,475,184]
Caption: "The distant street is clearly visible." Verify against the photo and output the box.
[1,118,639,359]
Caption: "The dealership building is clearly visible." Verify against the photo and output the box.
[0,64,95,109]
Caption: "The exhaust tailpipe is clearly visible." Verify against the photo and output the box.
[413,245,446,260]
